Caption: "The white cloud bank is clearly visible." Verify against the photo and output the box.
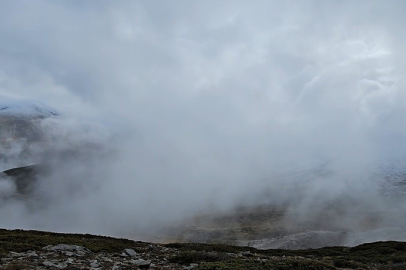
[0,0,406,239]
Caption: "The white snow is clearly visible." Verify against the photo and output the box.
[0,96,58,118]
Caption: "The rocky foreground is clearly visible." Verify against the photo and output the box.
[2,229,406,269]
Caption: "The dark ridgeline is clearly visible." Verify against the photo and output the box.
[1,164,45,195]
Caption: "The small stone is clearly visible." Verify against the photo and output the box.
[123,248,137,257]
[26,251,39,257]
[9,251,26,257]
[102,257,113,262]
[90,260,100,268]
[132,259,151,269]
[183,263,199,270]
[112,262,121,270]
[240,251,252,257]
[42,261,68,269]
[76,251,87,256]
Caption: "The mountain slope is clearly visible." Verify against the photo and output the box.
[2,228,406,269]
[0,97,57,143]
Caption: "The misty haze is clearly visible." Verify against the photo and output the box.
[1,0,406,251]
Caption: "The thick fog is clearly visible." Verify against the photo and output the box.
[1,0,406,241]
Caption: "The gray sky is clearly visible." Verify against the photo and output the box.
[1,0,406,237]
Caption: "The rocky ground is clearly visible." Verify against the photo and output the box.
[2,229,406,269]
[2,244,155,270]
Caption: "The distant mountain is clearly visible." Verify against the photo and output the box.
[0,96,60,173]
[1,164,44,195]
[0,96,58,143]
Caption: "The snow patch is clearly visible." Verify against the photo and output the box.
[0,96,58,118]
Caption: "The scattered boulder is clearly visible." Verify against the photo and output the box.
[123,248,137,257]
[90,259,100,268]
[2,243,155,270]
[132,259,151,269]
[43,244,91,253]
[42,260,68,269]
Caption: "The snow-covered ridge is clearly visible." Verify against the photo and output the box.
[0,96,58,118]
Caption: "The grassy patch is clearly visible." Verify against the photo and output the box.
[333,258,360,269]
[0,229,147,254]
[169,251,227,264]
[1,262,30,270]
[199,258,335,270]
[165,242,255,254]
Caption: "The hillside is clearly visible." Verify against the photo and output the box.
[1,229,406,269]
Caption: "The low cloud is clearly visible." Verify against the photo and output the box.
[0,1,406,242]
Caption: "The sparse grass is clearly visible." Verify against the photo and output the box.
[333,258,360,269]
[0,229,147,254]
[169,251,227,264]
[1,263,30,270]
[165,242,255,254]
[199,258,335,270]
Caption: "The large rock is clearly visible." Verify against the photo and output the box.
[132,259,151,269]
[123,248,137,257]
[43,244,91,254]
